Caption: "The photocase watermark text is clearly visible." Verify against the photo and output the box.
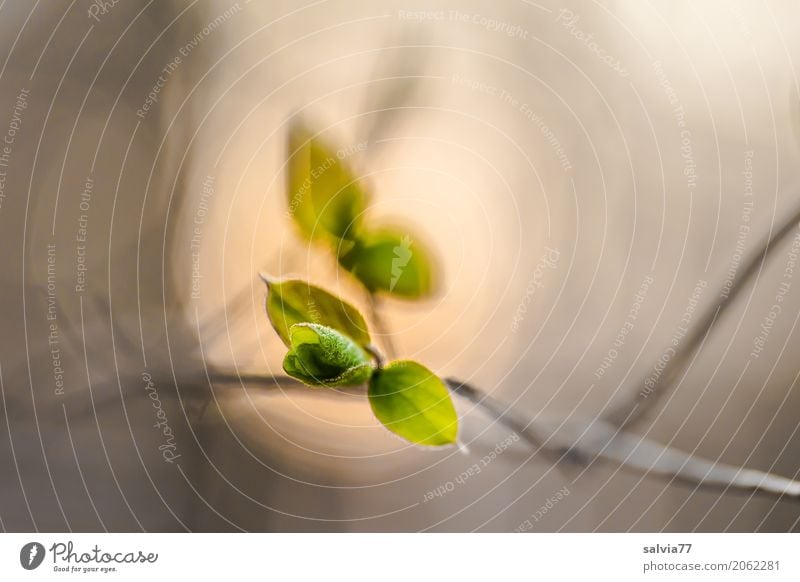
[142,371,181,463]
[556,10,628,76]
[511,247,560,332]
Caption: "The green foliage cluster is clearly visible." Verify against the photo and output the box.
[265,279,457,446]
[261,122,458,446]
[287,123,434,298]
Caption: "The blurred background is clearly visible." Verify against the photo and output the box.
[1,0,800,531]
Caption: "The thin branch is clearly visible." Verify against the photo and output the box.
[603,203,800,429]
[366,293,398,360]
[207,371,800,499]
[364,344,386,368]
[445,378,544,450]
[209,372,366,395]
[446,377,800,498]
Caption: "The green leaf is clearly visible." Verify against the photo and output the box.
[286,123,368,241]
[338,227,435,298]
[264,278,371,348]
[368,361,458,446]
[283,323,373,387]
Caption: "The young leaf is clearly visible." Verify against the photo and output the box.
[368,361,457,446]
[287,123,368,241]
[338,227,435,298]
[283,323,373,387]
[264,277,371,348]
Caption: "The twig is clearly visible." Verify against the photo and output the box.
[366,293,398,360]
[206,371,800,499]
[603,203,800,429]
[449,377,800,498]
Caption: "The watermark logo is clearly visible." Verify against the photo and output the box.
[87,0,121,23]
[510,247,560,332]
[390,235,413,291]
[20,542,46,570]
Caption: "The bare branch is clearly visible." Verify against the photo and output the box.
[446,377,800,498]
[603,203,800,429]
[366,293,398,360]
[207,372,800,499]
